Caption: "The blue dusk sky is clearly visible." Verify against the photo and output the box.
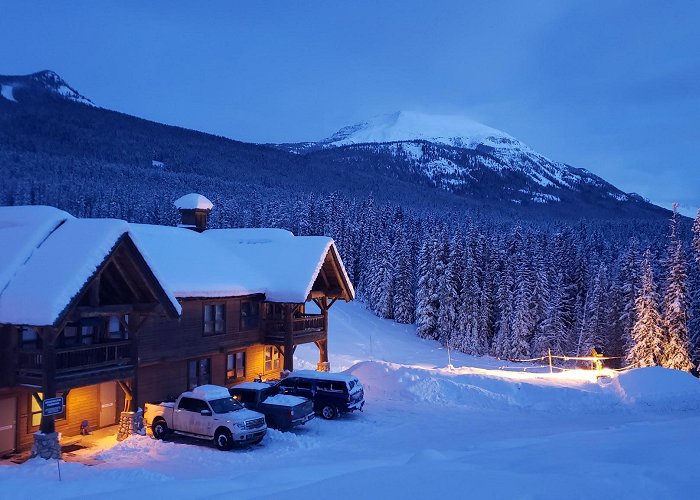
[1,0,698,216]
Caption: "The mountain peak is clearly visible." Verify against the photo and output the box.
[322,111,527,151]
[0,70,94,106]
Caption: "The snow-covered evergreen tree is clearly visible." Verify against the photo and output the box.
[392,226,415,324]
[578,264,608,356]
[415,234,440,340]
[627,250,665,367]
[691,210,700,367]
[660,205,693,371]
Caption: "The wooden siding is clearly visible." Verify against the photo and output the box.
[138,295,264,365]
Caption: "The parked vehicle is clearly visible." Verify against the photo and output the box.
[143,384,267,450]
[278,370,365,419]
[229,381,315,431]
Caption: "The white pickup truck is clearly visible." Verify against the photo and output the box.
[144,385,267,450]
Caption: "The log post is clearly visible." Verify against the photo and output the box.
[317,296,330,371]
[39,328,57,434]
[283,304,294,373]
[32,327,62,459]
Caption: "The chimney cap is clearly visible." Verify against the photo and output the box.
[174,193,213,211]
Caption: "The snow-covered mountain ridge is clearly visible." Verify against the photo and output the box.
[0,70,94,106]
[277,111,643,210]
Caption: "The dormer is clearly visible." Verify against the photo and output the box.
[174,193,213,232]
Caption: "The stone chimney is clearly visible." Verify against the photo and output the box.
[174,193,213,232]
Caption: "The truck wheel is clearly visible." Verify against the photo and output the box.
[321,405,338,420]
[215,428,233,451]
[152,420,169,440]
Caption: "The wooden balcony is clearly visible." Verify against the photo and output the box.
[264,313,326,345]
[16,340,134,388]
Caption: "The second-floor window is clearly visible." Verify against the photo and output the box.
[20,327,41,350]
[240,301,259,330]
[107,316,129,341]
[203,303,225,335]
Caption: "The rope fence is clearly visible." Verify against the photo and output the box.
[497,350,638,374]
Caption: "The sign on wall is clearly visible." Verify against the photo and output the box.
[42,397,64,417]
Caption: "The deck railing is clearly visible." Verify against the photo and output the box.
[16,340,133,381]
[264,314,326,343]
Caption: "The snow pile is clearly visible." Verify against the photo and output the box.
[612,366,700,410]
[190,385,231,400]
[264,394,308,406]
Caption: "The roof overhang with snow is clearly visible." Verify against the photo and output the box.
[0,206,181,327]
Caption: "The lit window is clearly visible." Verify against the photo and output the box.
[264,346,280,372]
[226,351,246,380]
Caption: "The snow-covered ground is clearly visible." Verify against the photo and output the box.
[3,301,700,499]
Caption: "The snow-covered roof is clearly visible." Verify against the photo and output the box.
[131,225,354,303]
[0,204,354,327]
[174,193,213,210]
[0,206,181,326]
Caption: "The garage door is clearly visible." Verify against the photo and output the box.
[0,397,17,455]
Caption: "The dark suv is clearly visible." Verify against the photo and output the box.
[278,370,365,419]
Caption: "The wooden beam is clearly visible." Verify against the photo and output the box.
[110,254,144,302]
[319,266,331,288]
[71,303,160,319]
[89,275,101,307]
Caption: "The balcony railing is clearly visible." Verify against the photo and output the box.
[264,314,326,344]
[16,340,133,382]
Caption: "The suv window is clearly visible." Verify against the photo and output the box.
[279,379,295,390]
[297,380,313,390]
[235,391,257,405]
[317,381,346,393]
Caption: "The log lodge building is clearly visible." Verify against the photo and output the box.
[0,194,354,457]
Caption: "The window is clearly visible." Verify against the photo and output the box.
[108,316,129,340]
[177,397,209,413]
[187,358,211,390]
[30,392,66,428]
[59,319,101,347]
[20,327,41,350]
[240,301,259,330]
[226,351,246,381]
[317,381,346,393]
[264,346,280,372]
[203,303,225,335]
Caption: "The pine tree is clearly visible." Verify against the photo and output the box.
[660,205,693,371]
[627,250,665,367]
[578,264,608,356]
[393,226,415,324]
[415,235,440,340]
[691,210,700,367]
[436,233,463,348]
